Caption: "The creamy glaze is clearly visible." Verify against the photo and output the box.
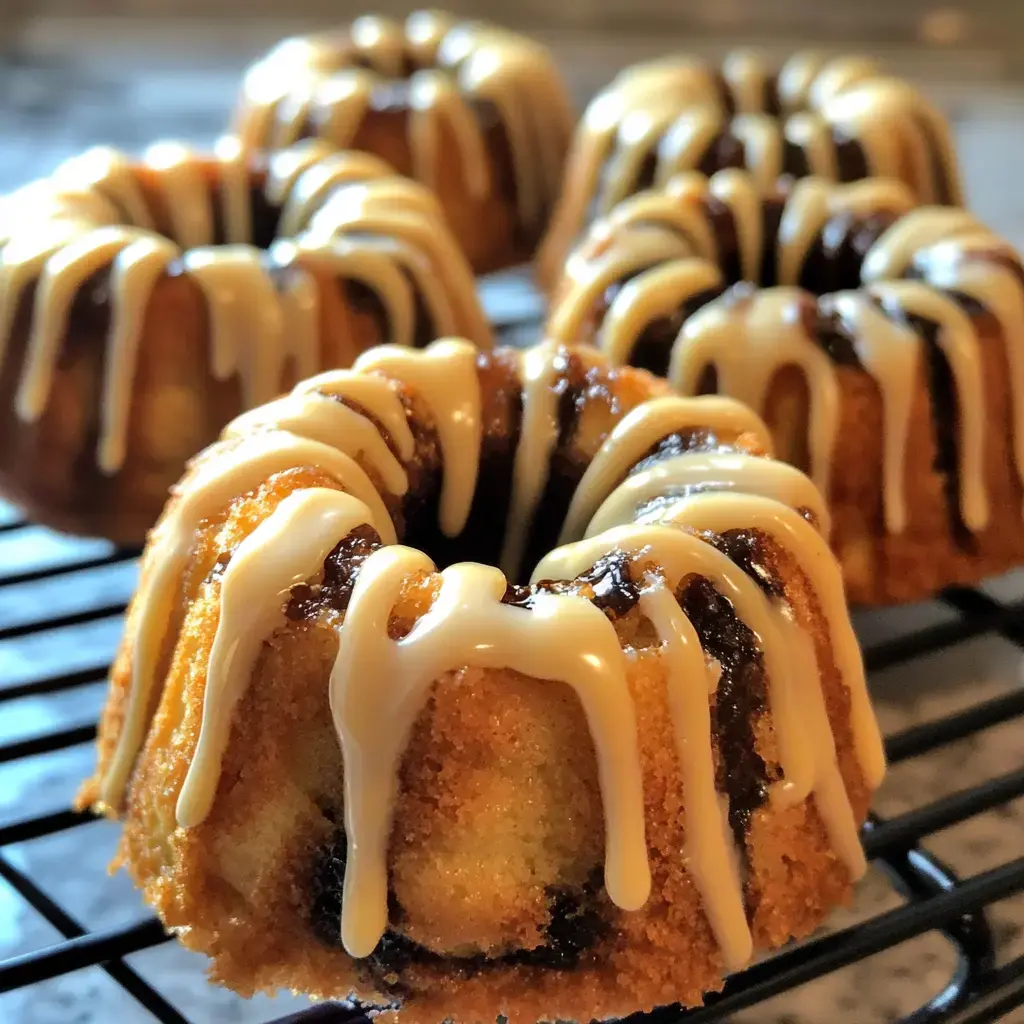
[537,49,963,287]
[234,11,573,234]
[636,579,751,970]
[100,342,879,972]
[549,170,1024,536]
[0,142,491,473]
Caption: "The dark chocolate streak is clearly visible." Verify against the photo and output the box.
[407,351,522,571]
[678,573,768,850]
[529,550,642,621]
[833,133,870,183]
[345,277,437,349]
[888,301,975,548]
[250,183,281,250]
[518,351,592,578]
[310,827,605,997]
[799,209,900,296]
[697,130,748,178]
[286,524,383,620]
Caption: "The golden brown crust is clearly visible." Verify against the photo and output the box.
[767,311,1024,605]
[345,107,529,275]
[80,353,873,1022]
[0,264,382,546]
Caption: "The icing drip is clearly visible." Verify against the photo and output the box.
[537,516,835,820]
[176,488,377,827]
[234,12,572,232]
[636,580,752,970]
[670,287,840,499]
[0,142,491,472]
[332,547,650,957]
[730,114,784,193]
[98,236,181,472]
[775,177,915,286]
[914,236,1024,494]
[596,259,724,365]
[552,171,1023,536]
[708,169,763,282]
[585,450,830,538]
[820,77,964,205]
[100,430,396,808]
[643,490,884,790]
[101,343,880,975]
[538,49,962,285]
[824,291,920,533]
[536,504,879,807]
[499,343,562,579]
[869,280,990,531]
[355,340,482,538]
[559,394,775,543]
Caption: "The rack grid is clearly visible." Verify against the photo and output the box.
[0,302,1022,1021]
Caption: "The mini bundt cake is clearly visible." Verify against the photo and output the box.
[0,139,490,545]
[538,50,963,288]
[545,169,1024,605]
[79,338,884,1022]
[233,11,574,274]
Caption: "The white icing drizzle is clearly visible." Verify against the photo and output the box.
[333,547,650,957]
[824,291,921,533]
[708,169,763,282]
[499,343,562,578]
[551,170,1023,536]
[0,142,491,474]
[636,580,751,971]
[820,77,964,205]
[560,394,776,544]
[100,429,397,807]
[670,287,840,499]
[223,392,409,498]
[730,114,784,193]
[534,524,816,804]
[596,259,724,366]
[915,236,1024,493]
[176,488,377,827]
[355,340,482,538]
[234,11,572,233]
[16,226,149,422]
[100,343,881,974]
[550,226,696,344]
[860,206,985,282]
[776,177,915,287]
[642,490,885,790]
[584,450,829,539]
[537,50,962,286]
[869,280,990,531]
[99,236,180,473]
[723,50,769,115]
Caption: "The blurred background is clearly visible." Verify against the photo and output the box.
[2,1,1024,241]
[1,3,1023,1023]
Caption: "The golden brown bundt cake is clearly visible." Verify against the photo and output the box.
[537,50,963,288]
[0,139,490,546]
[544,169,1024,606]
[79,338,884,1022]
[233,11,573,274]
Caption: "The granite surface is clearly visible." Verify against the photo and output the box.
[0,16,1022,1024]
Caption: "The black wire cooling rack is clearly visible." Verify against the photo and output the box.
[0,519,1021,1023]
[0,295,1022,1022]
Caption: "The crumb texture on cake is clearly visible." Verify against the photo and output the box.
[79,339,883,1023]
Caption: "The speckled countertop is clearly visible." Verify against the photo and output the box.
[0,17,1022,1024]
